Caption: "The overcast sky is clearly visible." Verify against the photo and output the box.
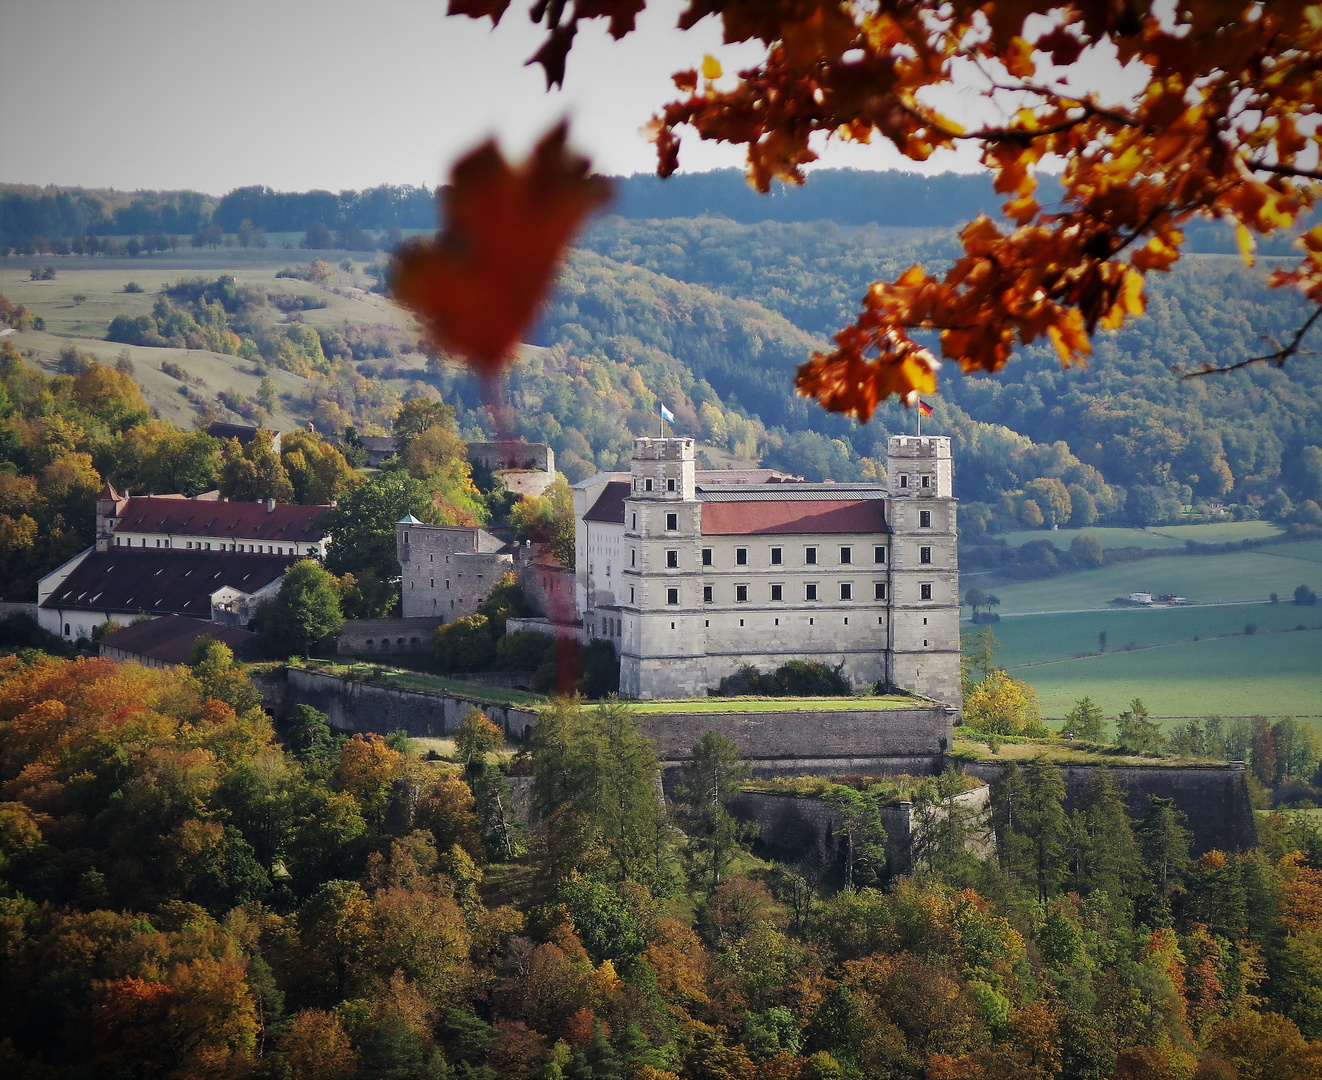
[0,0,1007,194]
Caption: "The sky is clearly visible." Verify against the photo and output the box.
[0,0,1002,194]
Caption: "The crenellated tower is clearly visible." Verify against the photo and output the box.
[885,435,962,710]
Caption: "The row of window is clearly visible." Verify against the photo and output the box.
[645,581,936,605]
[651,544,935,568]
[638,510,935,533]
[113,535,315,556]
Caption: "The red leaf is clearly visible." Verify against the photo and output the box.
[391,124,613,376]
[447,0,511,25]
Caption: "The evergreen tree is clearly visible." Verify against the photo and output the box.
[1061,696,1106,742]
[1116,698,1164,756]
[1135,796,1193,925]
[994,758,1069,902]
[1069,768,1142,910]
[675,731,755,893]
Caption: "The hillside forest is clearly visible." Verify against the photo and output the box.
[3,650,1322,1080]
[5,174,1322,547]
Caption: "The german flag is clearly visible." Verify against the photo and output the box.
[916,399,934,417]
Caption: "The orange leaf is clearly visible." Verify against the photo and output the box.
[391,124,612,375]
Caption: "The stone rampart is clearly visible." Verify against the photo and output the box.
[256,668,538,739]
[963,761,1256,855]
[638,704,953,761]
[728,784,990,875]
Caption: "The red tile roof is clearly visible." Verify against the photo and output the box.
[100,614,260,665]
[701,499,886,535]
[42,549,298,617]
[114,497,328,543]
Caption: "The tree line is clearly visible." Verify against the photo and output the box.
[3,650,1322,1078]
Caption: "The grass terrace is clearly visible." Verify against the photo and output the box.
[742,772,984,802]
[949,726,1231,767]
[290,659,545,708]
[581,694,921,714]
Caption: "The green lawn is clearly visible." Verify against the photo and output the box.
[1006,627,1322,720]
[985,541,1322,613]
[296,661,545,708]
[585,695,917,714]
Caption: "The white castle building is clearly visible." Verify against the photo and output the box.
[573,435,961,706]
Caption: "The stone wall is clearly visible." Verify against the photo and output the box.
[257,668,537,739]
[638,704,954,761]
[727,784,990,875]
[963,761,1256,855]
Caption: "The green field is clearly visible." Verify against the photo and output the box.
[991,521,1286,551]
[1002,625,1322,719]
[985,541,1322,614]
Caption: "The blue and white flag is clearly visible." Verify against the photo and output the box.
[659,402,675,424]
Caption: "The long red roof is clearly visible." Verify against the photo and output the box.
[114,497,328,542]
[700,499,885,535]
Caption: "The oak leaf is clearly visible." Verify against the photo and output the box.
[391,124,612,376]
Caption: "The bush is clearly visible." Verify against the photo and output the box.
[494,629,554,671]
[123,282,144,293]
[1294,584,1318,606]
[530,638,619,698]
[971,611,1001,624]
[434,614,496,673]
[715,660,851,697]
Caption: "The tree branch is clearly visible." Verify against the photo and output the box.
[1180,302,1322,376]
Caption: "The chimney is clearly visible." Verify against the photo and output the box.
[266,497,276,513]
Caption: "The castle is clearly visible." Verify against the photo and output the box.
[573,435,961,706]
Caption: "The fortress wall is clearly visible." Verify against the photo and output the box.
[637,705,953,761]
[257,668,538,739]
[963,761,1257,855]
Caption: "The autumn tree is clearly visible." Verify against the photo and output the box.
[218,430,294,503]
[963,669,1046,737]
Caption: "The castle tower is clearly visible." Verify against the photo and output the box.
[619,437,708,698]
[886,435,962,711]
[95,483,127,551]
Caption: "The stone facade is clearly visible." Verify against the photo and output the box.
[336,617,442,655]
[575,436,961,707]
[396,519,513,622]
[466,440,556,497]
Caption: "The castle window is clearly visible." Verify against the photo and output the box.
[840,583,852,601]
[667,550,679,568]
[631,549,636,567]
[429,553,434,562]
[920,583,933,600]
[920,546,932,564]
[920,510,931,528]
[840,546,852,564]
[430,578,435,588]
[735,585,748,603]
[645,478,653,492]
[805,583,818,601]
[703,585,713,603]
[875,582,887,600]
[899,474,908,488]
[874,545,886,563]
[630,587,635,603]
[739,619,744,627]
[667,587,679,605]
[631,513,637,529]
[921,475,930,488]
[770,546,782,565]
[666,512,678,530]
[702,547,712,566]
[805,546,817,565]
[735,547,747,565]
[667,478,675,492]
[771,583,783,601]
[445,579,450,589]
